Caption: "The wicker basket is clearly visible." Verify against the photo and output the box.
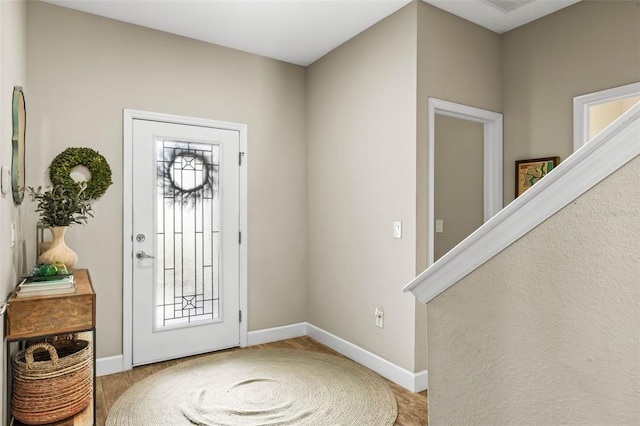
[11,340,93,425]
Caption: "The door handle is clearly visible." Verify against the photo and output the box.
[136,251,155,260]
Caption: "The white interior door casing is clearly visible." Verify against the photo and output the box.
[427,98,503,267]
[573,82,640,151]
[123,110,248,369]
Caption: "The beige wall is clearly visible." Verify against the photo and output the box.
[1,1,27,422]
[427,155,640,425]
[19,0,637,397]
[502,0,640,203]
[416,2,502,368]
[424,3,640,422]
[307,3,421,371]
[434,114,484,261]
[416,1,502,272]
[1,1,27,288]
[26,1,308,358]
[426,4,640,421]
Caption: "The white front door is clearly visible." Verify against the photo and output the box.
[132,118,240,366]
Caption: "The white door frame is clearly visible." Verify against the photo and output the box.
[428,98,503,266]
[573,82,640,152]
[122,109,248,371]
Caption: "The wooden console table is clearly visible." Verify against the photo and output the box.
[5,269,96,426]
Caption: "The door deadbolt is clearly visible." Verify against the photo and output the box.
[136,234,146,242]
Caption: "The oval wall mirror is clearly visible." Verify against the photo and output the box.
[12,86,26,205]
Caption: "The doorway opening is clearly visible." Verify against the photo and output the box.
[122,110,248,371]
[573,82,640,151]
[428,98,503,265]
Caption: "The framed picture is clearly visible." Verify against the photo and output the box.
[515,156,560,197]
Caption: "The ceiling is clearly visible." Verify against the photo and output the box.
[42,0,581,67]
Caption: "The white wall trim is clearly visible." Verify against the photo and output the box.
[239,128,248,347]
[406,102,640,304]
[96,355,124,377]
[306,324,427,392]
[122,109,248,370]
[98,322,428,392]
[247,322,307,346]
[573,82,640,152]
[427,98,503,266]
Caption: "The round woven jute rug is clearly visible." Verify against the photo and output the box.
[106,348,397,425]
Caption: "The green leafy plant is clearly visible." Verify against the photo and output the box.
[27,184,94,227]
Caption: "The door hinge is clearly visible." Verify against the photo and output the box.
[239,310,242,323]
[239,231,242,244]
[239,152,245,166]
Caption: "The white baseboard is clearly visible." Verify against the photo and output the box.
[306,323,427,393]
[98,322,428,393]
[97,354,124,377]
[246,322,307,346]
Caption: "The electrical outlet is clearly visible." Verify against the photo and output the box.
[374,307,384,328]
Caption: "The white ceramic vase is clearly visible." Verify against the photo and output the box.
[38,226,78,268]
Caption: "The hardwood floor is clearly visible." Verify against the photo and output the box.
[96,336,428,425]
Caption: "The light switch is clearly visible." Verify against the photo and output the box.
[0,166,9,195]
[393,221,402,239]
[435,219,444,233]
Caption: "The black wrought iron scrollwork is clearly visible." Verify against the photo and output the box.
[157,146,217,207]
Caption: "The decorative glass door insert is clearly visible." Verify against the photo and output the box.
[156,139,221,329]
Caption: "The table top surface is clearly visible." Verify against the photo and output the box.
[8,269,94,303]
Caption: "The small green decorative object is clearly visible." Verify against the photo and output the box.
[49,147,112,200]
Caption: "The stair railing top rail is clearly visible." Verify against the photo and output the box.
[404,102,640,304]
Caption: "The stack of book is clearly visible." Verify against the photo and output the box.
[16,274,76,298]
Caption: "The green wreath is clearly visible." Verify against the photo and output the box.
[49,147,113,200]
